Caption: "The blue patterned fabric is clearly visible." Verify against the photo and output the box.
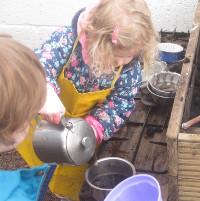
[0,164,56,201]
[34,10,142,140]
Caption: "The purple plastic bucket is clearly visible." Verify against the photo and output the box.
[158,43,184,63]
[104,174,162,201]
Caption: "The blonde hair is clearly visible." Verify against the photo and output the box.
[0,35,46,144]
[84,0,158,74]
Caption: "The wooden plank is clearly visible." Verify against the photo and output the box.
[179,186,200,193]
[178,132,200,200]
[179,148,200,153]
[179,165,200,171]
[179,141,200,148]
[179,160,200,166]
[178,153,200,162]
[178,141,200,154]
[178,147,200,153]
[179,171,200,178]
[179,133,200,142]
[179,178,200,187]
[166,2,200,200]
[182,63,197,123]
[134,105,169,201]
[179,191,200,198]
[179,198,200,201]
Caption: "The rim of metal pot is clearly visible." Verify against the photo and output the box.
[158,42,183,53]
[85,157,136,191]
[149,71,180,96]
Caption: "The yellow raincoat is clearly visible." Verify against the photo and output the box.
[17,34,123,201]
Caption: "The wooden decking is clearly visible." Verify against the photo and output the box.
[80,95,170,201]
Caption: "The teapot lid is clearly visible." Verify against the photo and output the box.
[62,117,96,165]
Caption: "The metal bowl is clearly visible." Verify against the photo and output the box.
[147,82,174,106]
[141,61,168,95]
[149,72,180,98]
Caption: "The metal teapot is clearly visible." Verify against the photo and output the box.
[33,115,96,166]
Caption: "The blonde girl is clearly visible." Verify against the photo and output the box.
[17,0,158,200]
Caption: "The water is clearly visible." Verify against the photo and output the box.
[92,173,127,189]
[88,155,127,189]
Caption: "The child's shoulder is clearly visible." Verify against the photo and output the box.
[48,26,73,43]
[119,62,142,84]
[54,26,72,36]
[122,62,142,76]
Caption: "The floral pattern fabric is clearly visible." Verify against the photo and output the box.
[35,19,142,140]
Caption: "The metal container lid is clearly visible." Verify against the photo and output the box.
[62,117,96,165]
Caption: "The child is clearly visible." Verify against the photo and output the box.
[17,0,158,200]
[0,35,56,201]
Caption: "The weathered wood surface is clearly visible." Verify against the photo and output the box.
[178,133,200,201]
[166,1,200,201]
[133,104,169,201]
[79,98,170,201]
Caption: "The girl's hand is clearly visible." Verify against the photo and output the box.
[84,115,104,143]
[39,84,66,124]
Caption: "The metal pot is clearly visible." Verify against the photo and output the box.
[158,43,185,63]
[141,61,167,95]
[147,82,174,106]
[33,116,96,166]
[149,71,180,98]
[85,157,136,201]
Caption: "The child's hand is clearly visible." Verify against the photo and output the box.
[84,115,104,143]
[39,84,66,124]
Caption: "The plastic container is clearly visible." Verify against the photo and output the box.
[105,174,163,201]
[158,43,185,63]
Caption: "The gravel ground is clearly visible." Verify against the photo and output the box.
[0,149,60,201]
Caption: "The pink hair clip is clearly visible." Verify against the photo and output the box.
[111,24,119,44]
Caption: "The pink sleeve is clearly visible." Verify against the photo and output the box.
[84,115,104,143]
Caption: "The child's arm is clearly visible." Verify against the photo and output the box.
[39,84,66,124]
[35,26,73,124]
[86,63,142,141]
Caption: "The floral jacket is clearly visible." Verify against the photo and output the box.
[34,9,142,140]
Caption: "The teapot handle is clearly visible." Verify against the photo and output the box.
[35,114,74,131]
[60,114,66,126]
[35,114,66,127]
[35,114,42,127]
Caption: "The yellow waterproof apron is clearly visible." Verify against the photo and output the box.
[17,33,123,201]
